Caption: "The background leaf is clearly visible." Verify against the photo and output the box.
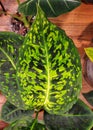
[44,99,93,130]
[4,120,46,130]
[32,122,46,130]
[18,0,81,17]
[1,101,45,130]
[83,91,93,106]
[0,32,25,108]
[1,101,33,124]
[84,47,93,62]
[17,5,82,114]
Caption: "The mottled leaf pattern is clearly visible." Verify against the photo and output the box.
[0,32,25,108]
[44,99,93,130]
[17,6,82,114]
[18,0,81,17]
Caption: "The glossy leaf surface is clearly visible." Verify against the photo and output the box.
[44,99,93,130]
[18,0,81,17]
[84,47,93,62]
[0,32,25,108]
[17,5,82,114]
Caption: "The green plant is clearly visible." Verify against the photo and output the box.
[18,0,81,17]
[0,0,93,130]
[84,47,93,62]
[0,0,81,28]
[0,0,30,28]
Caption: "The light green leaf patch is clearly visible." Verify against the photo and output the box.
[17,5,82,115]
[84,47,93,62]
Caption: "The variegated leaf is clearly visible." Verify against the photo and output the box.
[0,32,25,108]
[17,5,82,114]
[18,0,81,17]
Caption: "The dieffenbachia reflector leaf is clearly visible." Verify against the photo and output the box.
[18,0,81,17]
[44,99,93,130]
[17,5,82,115]
[0,32,25,108]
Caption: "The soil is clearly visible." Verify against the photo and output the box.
[11,13,35,36]
[11,13,28,36]
[0,4,33,36]
[0,0,33,35]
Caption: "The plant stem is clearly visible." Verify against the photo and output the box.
[21,13,30,28]
[0,1,6,13]
[6,12,30,28]
[16,0,30,28]
[0,0,30,28]
[30,112,39,130]
[14,13,30,28]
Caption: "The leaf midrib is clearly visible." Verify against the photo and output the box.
[0,47,16,70]
[44,42,51,105]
